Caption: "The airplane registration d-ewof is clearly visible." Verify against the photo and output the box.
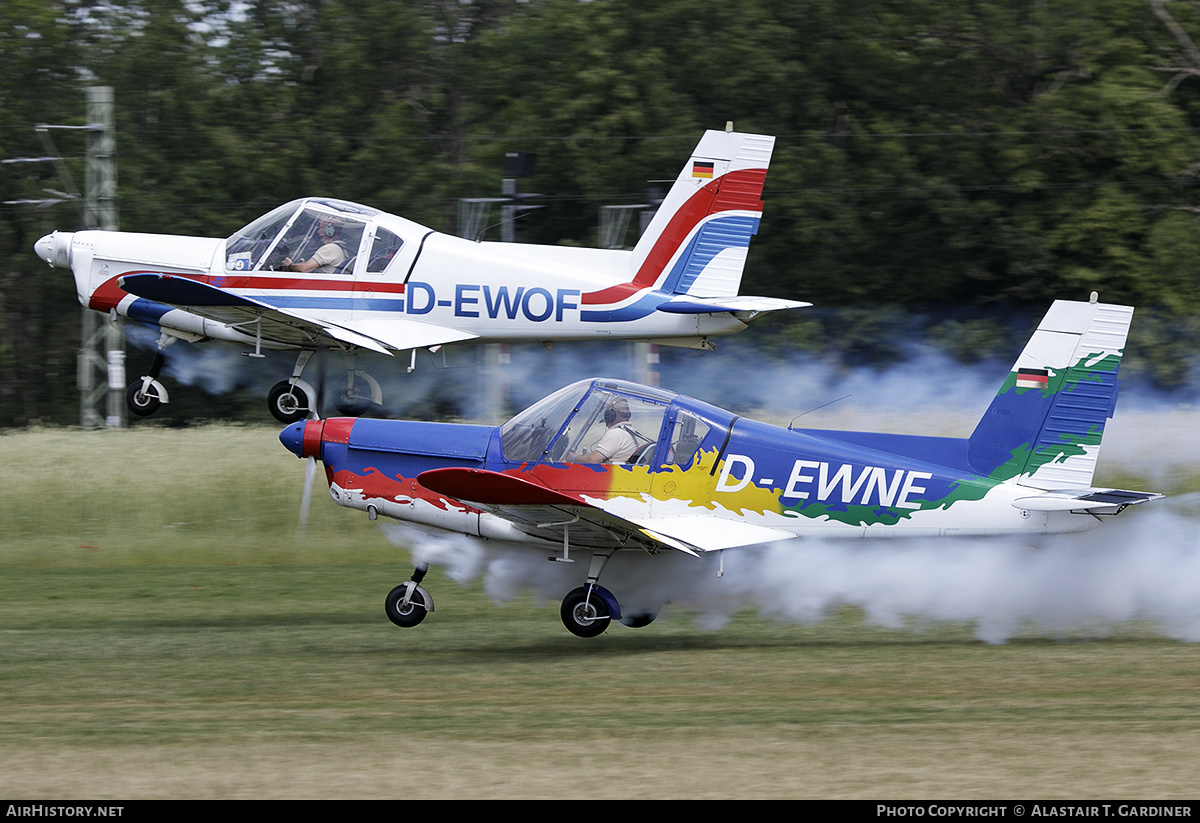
[280,295,1162,637]
[35,127,807,422]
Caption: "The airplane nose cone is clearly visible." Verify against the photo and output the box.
[34,231,72,268]
[34,233,55,265]
[280,419,324,460]
[280,421,308,459]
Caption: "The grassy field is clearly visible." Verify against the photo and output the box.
[2,423,1199,799]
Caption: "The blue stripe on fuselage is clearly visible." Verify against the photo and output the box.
[579,292,665,323]
[257,295,408,312]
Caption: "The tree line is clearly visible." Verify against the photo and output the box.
[3,0,1200,425]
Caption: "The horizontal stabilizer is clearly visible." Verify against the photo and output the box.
[658,295,811,315]
[1013,488,1164,513]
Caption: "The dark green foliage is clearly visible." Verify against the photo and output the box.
[3,0,1200,426]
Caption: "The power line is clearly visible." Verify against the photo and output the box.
[7,121,1200,143]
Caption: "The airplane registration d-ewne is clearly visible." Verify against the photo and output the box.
[34,127,807,422]
[280,295,1162,637]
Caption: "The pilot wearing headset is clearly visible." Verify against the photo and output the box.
[283,217,348,273]
[569,398,639,463]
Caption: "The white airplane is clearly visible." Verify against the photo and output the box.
[35,127,807,421]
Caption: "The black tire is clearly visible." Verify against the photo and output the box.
[267,380,311,423]
[619,607,659,628]
[335,374,372,415]
[385,584,429,628]
[126,380,162,417]
[560,586,611,638]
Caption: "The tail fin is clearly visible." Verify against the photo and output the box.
[967,296,1134,489]
[630,128,775,298]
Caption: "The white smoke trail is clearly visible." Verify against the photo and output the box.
[123,313,1198,434]
[380,495,1200,643]
[716,498,1200,644]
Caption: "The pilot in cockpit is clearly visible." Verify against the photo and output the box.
[568,398,640,464]
[282,217,349,273]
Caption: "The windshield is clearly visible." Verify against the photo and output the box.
[500,381,590,464]
[224,198,380,273]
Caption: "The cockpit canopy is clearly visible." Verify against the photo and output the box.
[224,198,404,275]
[499,378,721,468]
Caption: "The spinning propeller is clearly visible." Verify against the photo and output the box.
[296,349,328,539]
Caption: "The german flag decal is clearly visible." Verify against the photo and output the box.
[1015,368,1049,389]
[692,161,715,179]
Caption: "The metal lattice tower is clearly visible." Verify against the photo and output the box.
[78,87,126,429]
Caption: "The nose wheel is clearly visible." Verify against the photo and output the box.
[126,349,170,417]
[126,377,168,416]
[384,565,434,628]
[385,583,431,627]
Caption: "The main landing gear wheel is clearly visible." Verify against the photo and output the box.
[126,378,167,417]
[385,584,430,628]
[267,380,312,424]
[560,586,612,638]
[619,607,660,629]
[335,373,373,416]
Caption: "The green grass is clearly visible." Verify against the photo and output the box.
[2,425,1199,798]
[1,424,385,566]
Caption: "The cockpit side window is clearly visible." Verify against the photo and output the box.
[561,390,668,465]
[667,410,712,466]
[281,209,366,274]
[366,228,403,274]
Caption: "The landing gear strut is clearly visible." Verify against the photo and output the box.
[334,355,382,416]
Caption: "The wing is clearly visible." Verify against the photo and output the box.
[417,467,795,556]
[118,273,479,353]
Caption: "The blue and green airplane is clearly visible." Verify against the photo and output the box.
[281,296,1162,637]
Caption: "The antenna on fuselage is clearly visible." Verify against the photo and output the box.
[474,208,538,243]
[788,394,851,431]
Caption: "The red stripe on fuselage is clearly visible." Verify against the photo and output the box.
[89,276,130,312]
[189,272,407,293]
[581,168,766,306]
